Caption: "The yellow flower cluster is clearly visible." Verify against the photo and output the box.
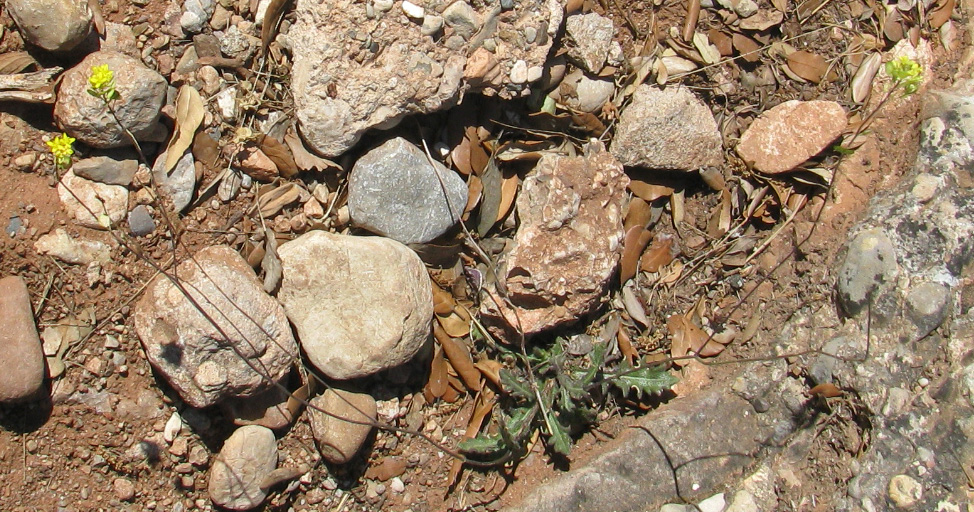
[46,133,75,169]
[87,64,119,102]
[885,56,923,96]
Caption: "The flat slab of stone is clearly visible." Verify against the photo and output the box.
[0,276,44,404]
[735,100,846,174]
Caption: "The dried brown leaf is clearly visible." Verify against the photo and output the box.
[624,197,653,233]
[787,51,829,83]
[259,135,299,179]
[0,52,38,74]
[683,0,701,42]
[617,328,638,364]
[496,172,519,223]
[620,226,653,284]
[425,346,449,400]
[437,310,471,338]
[732,34,762,63]
[261,227,282,293]
[929,0,954,28]
[474,360,503,388]
[285,381,312,423]
[641,234,677,272]
[261,0,293,55]
[165,85,204,173]
[465,174,483,216]
[708,29,733,56]
[283,130,341,172]
[851,53,882,103]
[629,179,674,202]
[808,382,843,398]
[192,130,221,169]
[258,182,301,217]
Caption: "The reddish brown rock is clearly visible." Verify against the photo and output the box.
[238,147,279,182]
[736,100,847,174]
[481,141,628,335]
[0,276,45,403]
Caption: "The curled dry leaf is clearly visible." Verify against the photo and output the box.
[433,323,481,392]
[257,182,301,217]
[474,359,503,388]
[283,130,341,172]
[617,328,638,363]
[258,135,299,178]
[929,0,955,29]
[261,227,283,293]
[622,285,649,326]
[261,0,294,55]
[851,53,882,103]
[692,32,721,65]
[438,309,471,338]
[808,382,843,398]
[620,226,653,285]
[465,174,483,216]
[0,52,38,74]
[787,51,830,83]
[629,179,674,202]
[165,85,205,173]
[496,171,519,223]
[448,388,496,486]
[193,130,221,169]
[424,345,449,401]
[739,9,784,31]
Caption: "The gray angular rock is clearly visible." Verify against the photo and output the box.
[610,85,723,170]
[836,228,900,320]
[33,228,112,265]
[7,0,92,52]
[290,0,558,156]
[0,276,44,404]
[308,389,377,464]
[72,155,138,186]
[277,231,433,380]
[152,149,197,213]
[54,51,168,149]
[133,246,298,408]
[181,0,215,34]
[482,141,628,334]
[905,281,950,337]
[564,13,614,73]
[57,170,129,230]
[208,425,278,510]
[348,137,466,244]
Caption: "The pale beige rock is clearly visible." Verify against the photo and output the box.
[610,85,723,170]
[34,228,112,265]
[277,231,433,379]
[482,141,628,334]
[133,246,298,408]
[54,51,167,149]
[209,425,278,510]
[57,170,129,230]
[7,0,92,52]
[308,389,377,464]
[736,100,847,174]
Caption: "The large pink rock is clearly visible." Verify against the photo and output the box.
[0,276,45,403]
[736,100,847,174]
[482,141,628,335]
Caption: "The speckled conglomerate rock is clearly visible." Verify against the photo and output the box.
[481,141,628,335]
[289,0,561,157]
[133,246,298,408]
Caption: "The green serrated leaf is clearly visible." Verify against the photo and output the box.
[544,409,572,456]
[500,369,534,401]
[458,434,506,456]
[608,363,679,399]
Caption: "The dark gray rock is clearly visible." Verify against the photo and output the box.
[73,155,138,186]
[348,137,466,245]
[152,149,196,213]
[128,205,156,237]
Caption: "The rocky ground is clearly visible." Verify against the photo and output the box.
[0,0,972,510]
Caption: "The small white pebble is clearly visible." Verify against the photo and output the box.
[390,477,405,493]
[917,377,929,387]
[402,1,425,18]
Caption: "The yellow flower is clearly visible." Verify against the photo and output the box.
[87,64,119,101]
[46,133,76,169]
[885,56,922,96]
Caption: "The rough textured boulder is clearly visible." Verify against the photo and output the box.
[7,0,92,52]
[208,425,278,510]
[289,0,561,156]
[277,231,433,379]
[54,51,168,149]
[308,389,377,464]
[348,137,467,244]
[610,85,723,170]
[736,100,847,174]
[57,170,129,230]
[482,141,628,334]
[0,276,45,404]
[133,246,298,408]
